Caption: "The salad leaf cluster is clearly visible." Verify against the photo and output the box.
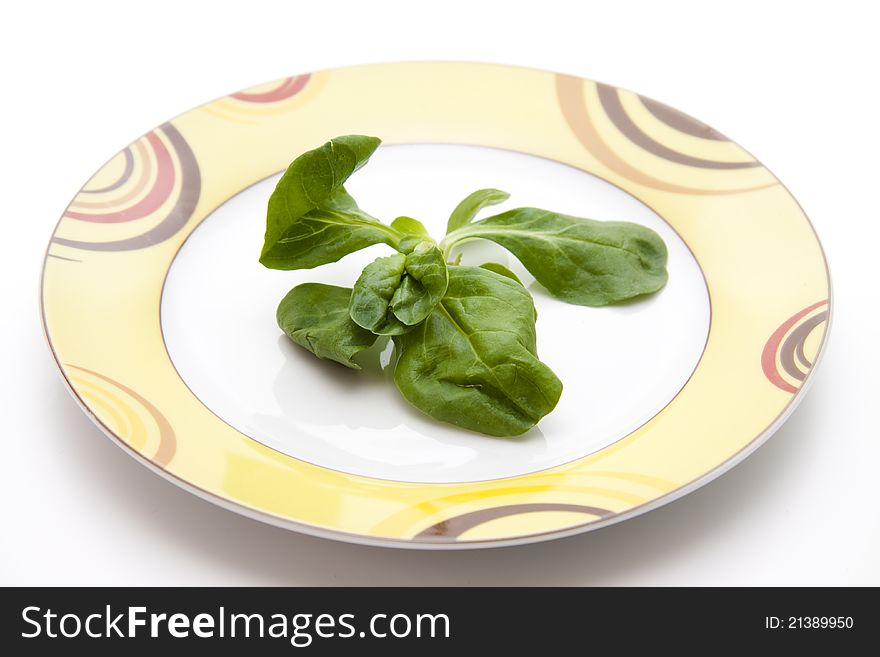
[261,136,668,436]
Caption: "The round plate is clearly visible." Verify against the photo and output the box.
[41,62,830,549]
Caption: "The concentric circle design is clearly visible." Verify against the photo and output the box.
[762,300,830,393]
[201,73,318,124]
[66,365,176,467]
[51,123,200,253]
[556,75,778,195]
[596,83,760,170]
[41,63,830,549]
[371,470,676,542]
[638,94,727,141]
[230,75,311,102]
[415,504,613,540]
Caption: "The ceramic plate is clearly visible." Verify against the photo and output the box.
[41,62,830,548]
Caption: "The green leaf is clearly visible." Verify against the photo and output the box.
[277,283,378,369]
[391,216,433,254]
[391,241,448,324]
[260,135,400,270]
[390,216,431,239]
[446,188,510,234]
[349,253,411,335]
[350,242,449,335]
[393,266,562,436]
[442,208,668,306]
[479,262,522,285]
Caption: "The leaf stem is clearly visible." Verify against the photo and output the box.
[378,224,403,250]
[440,227,475,262]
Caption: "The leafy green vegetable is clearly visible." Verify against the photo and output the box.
[446,188,510,234]
[392,217,434,255]
[349,242,448,334]
[391,216,431,240]
[479,262,522,285]
[390,241,448,324]
[277,283,377,369]
[260,135,400,270]
[441,208,668,306]
[393,266,562,436]
[264,135,670,437]
[348,253,410,335]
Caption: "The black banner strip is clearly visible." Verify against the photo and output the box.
[1,587,871,654]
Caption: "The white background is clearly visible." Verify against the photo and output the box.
[2,0,877,585]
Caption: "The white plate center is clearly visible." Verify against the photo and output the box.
[161,144,710,483]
